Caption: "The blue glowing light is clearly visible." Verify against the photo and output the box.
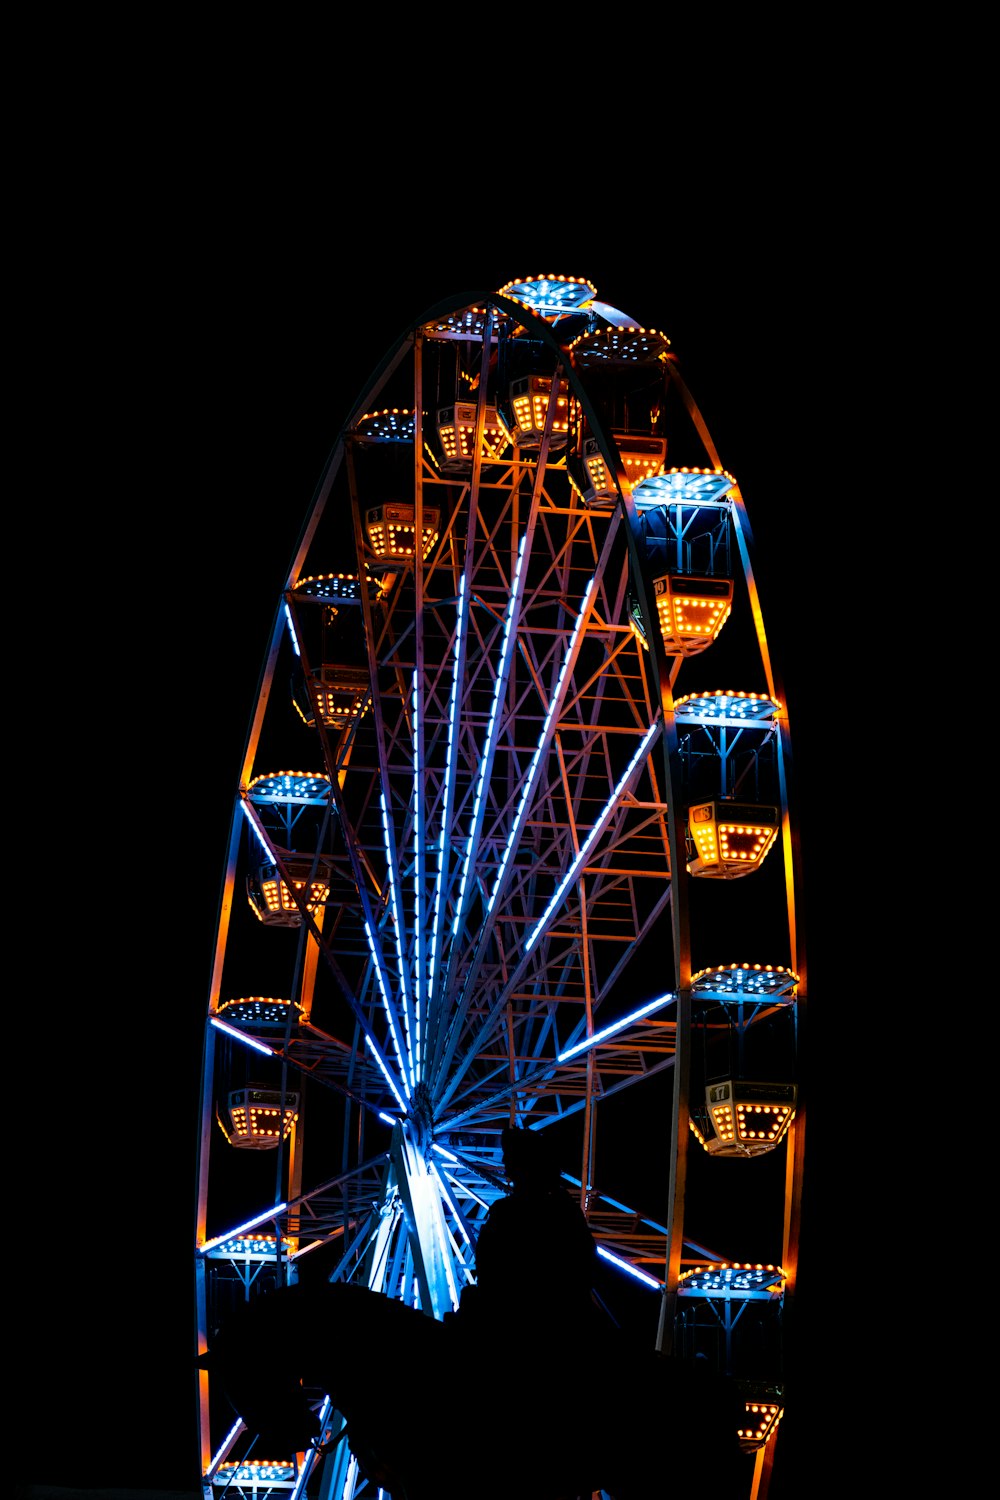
[240,799,273,857]
[210,1017,275,1057]
[365,1034,407,1114]
[444,1170,489,1211]
[596,1244,663,1289]
[430,1161,472,1247]
[412,670,423,1076]
[199,1203,289,1254]
[557,991,675,1061]
[453,535,527,945]
[380,791,415,1088]
[429,577,466,1006]
[363,918,411,1100]
[207,1417,245,1477]
[283,601,301,656]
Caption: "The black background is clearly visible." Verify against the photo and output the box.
[15,206,871,1495]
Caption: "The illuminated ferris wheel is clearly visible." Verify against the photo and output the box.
[194,275,807,1499]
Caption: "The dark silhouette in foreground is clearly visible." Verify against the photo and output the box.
[200,1132,747,1499]
[448,1127,600,1347]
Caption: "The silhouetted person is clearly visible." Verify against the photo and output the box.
[451,1126,601,1349]
[446,1125,747,1498]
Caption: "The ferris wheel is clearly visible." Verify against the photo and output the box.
[194,275,807,1499]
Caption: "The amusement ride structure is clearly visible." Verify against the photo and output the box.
[194,273,807,1498]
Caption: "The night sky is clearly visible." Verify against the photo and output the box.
[15,219,870,1496]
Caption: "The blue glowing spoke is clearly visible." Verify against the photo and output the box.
[312,771,413,1100]
[365,1034,408,1113]
[380,791,416,1088]
[596,1244,663,1289]
[428,576,466,1013]
[524,720,660,955]
[556,992,676,1060]
[210,1017,275,1057]
[240,798,274,858]
[450,533,528,950]
[283,601,301,657]
[199,1203,289,1255]
[443,1170,489,1212]
[207,1418,245,1479]
[363,919,412,1099]
[429,1159,474,1250]
[411,670,425,1078]
[486,578,594,918]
